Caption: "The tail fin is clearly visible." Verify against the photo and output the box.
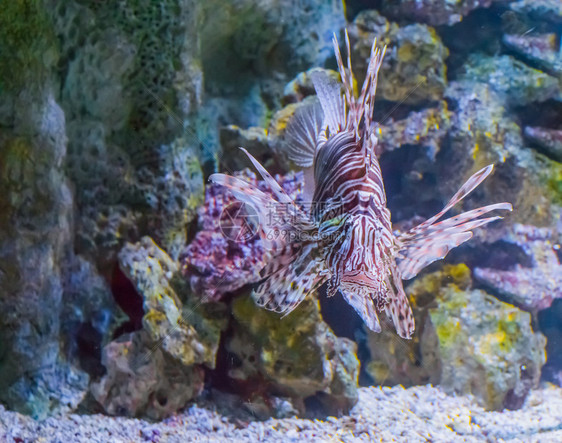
[397,165,512,280]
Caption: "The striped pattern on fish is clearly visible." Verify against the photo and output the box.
[209,31,512,339]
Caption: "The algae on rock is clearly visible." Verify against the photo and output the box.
[351,10,449,105]
[53,0,205,264]
[228,295,359,416]
[366,265,546,411]
[0,91,86,418]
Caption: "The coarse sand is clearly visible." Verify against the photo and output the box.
[1,384,561,442]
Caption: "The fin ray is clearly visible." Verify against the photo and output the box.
[397,166,512,280]
[385,265,415,339]
[310,70,346,135]
[253,244,328,315]
[341,290,382,333]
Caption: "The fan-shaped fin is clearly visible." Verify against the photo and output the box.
[253,244,329,316]
[282,99,324,168]
[209,173,282,250]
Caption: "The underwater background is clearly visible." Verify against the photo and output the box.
[0,0,561,441]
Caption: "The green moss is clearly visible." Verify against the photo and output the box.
[232,294,320,346]
[434,317,465,351]
[408,263,471,308]
[0,0,58,92]
[543,162,562,205]
[79,0,192,146]
[232,295,326,384]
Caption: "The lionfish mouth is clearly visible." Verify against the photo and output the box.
[340,271,384,294]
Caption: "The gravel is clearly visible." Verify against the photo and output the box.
[1,384,561,442]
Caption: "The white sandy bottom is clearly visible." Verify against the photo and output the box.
[1,384,561,442]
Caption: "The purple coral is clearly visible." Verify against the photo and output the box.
[181,169,304,302]
[474,224,562,311]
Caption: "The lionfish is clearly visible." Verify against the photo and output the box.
[210,32,512,339]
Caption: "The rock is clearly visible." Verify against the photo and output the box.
[474,224,562,312]
[61,254,123,378]
[57,0,203,145]
[118,237,226,368]
[438,80,560,229]
[219,125,271,172]
[366,264,547,411]
[428,272,546,410]
[54,0,205,264]
[0,1,58,92]
[458,54,559,106]
[351,10,449,105]
[92,237,227,418]
[365,265,471,389]
[503,34,562,77]
[380,0,503,26]
[91,330,205,419]
[377,101,451,156]
[510,0,562,24]
[0,3,90,415]
[228,295,360,417]
[524,126,562,163]
[134,139,205,260]
[0,92,88,417]
[200,0,345,83]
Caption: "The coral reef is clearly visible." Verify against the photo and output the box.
[1,0,562,426]
[181,170,303,302]
[367,265,547,411]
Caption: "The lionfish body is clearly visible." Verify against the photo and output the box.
[210,33,512,339]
